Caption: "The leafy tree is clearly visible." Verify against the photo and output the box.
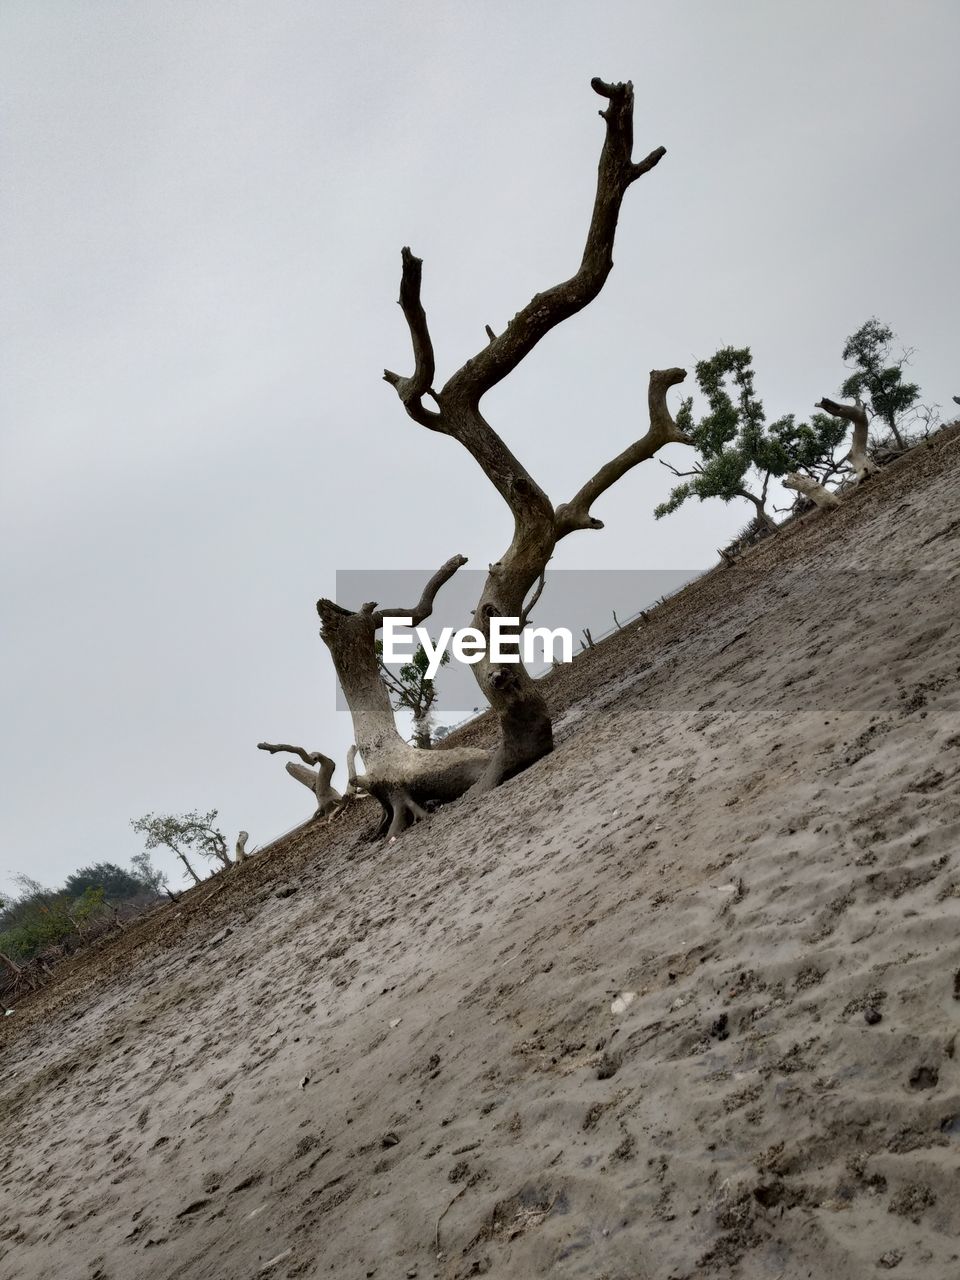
[654,347,848,528]
[64,861,151,901]
[0,877,107,963]
[1,855,166,972]
[130,851,167,896]
[131,810,231,885]
[375,639,450,748]
[840,318,920,451]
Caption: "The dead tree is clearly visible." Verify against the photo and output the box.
[258,742,348,819]
[381,78,688,794]
[235,831,249,863]
[316,560,490,839]
[815,398,879,481]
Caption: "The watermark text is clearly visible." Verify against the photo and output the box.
[382,616,573,678]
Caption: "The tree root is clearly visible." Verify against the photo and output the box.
[379,789,432,840]
[361,745,488,839]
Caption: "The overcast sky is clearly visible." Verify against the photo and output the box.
[2,1,957,893]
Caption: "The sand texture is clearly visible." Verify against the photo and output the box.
[2,428,960,1279]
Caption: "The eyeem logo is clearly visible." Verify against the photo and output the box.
[382,617,574,678]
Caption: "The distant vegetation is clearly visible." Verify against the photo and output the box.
[0,855,165,970]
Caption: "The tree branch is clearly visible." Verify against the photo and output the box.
[440,79,666,408]
[383,247,444,430]
[518,565,548,628]
[378,662,411,703]
[555,367,689,535]
[374,554,468,626]
[659,457,702,479]
[258,742,335,769]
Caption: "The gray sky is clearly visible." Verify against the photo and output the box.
[2,1,958,893]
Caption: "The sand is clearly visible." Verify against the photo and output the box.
[2,427,959,1280]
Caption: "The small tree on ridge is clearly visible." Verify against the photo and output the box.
[654,346,847,528]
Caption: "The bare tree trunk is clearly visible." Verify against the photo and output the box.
[1,950,22,980]
[883,409,906,451]
[176,850,202,886]
[816,398,879,481]
[316,560,489,837]
[738,489,777,531]
[205,827,232,870]
[235,831,249,863]
[783,472,841,509]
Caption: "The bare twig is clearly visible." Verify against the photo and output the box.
[518,566,548,629]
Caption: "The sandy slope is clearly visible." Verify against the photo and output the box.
[2,429,960,1280]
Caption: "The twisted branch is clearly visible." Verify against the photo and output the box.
[258,742,336,771]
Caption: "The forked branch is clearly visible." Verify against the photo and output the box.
[367,77,680,796]
[384,79,666,424]
[441,79,666,407]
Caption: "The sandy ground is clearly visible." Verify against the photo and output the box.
[2,429,960,1280]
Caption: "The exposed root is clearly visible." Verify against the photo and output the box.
[385,790,432,840]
